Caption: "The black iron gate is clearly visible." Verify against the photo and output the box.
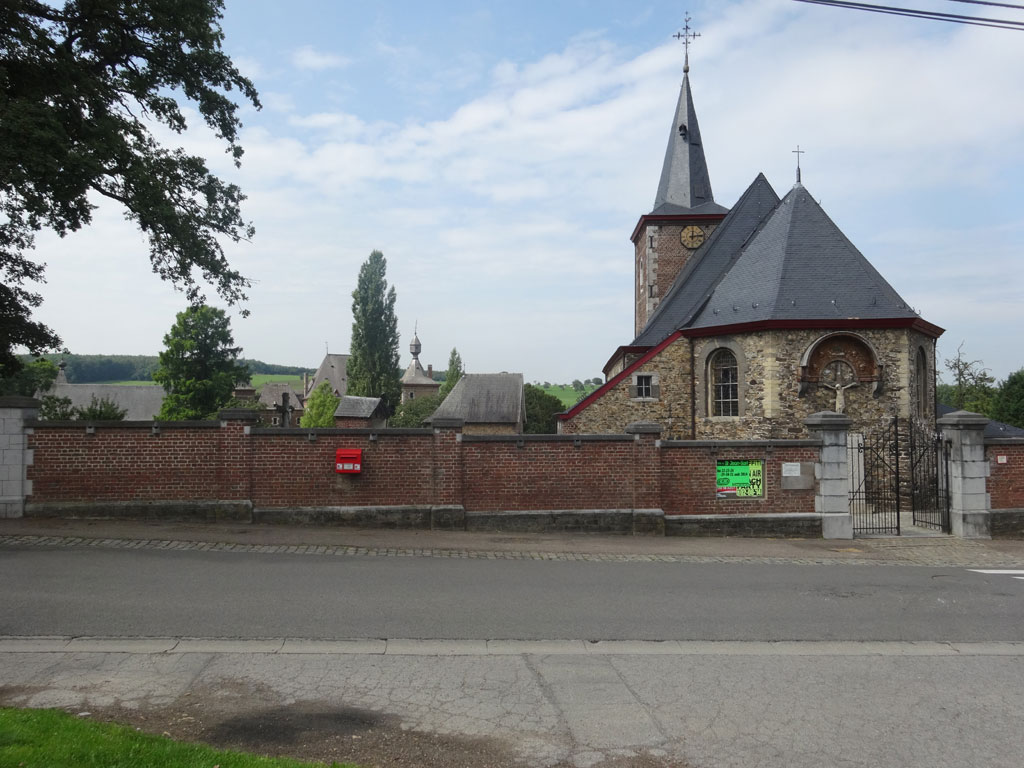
[848,418,900,535]
[849,417,951,536]
[909,419,951,533]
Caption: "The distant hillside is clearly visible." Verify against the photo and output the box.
[20,354,312,384]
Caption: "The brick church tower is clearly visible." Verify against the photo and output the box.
[633,23,728,336]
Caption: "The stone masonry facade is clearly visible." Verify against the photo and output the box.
[564,327,937,440]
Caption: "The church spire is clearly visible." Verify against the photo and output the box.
[652,16,720,214]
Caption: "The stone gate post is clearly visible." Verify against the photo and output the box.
[0,396,40,518]
[805,411,853,539]
[937,410,991,539]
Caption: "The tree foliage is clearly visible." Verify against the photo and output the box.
[524,384,564,434]
[388,393,443,428]
[299,381,340,428]
[1,0,260,379]
[154,305,248,420]
[38,394,75,420]
[0,357,57,396]
[991,369,1024,429]
[346,251,401,411]
[439,348,463,398]
[942,343,996,415]
[75,395,127,421]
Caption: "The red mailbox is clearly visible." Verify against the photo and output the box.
[335,448,363,474]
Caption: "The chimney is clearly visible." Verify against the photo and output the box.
[427,364,433,377]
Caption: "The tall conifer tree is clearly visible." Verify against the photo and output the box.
[347,251,401,410]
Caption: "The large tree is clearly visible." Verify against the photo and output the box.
[154,305,249,420]
[0,1,259,382]
[941,343,996,415]
[346,250,401,411]
[991,369,1024,429]
[438,347,463,397]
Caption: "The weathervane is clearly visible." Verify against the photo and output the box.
[792,145,805,184]
[673,13,699,73]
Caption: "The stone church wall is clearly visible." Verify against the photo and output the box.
[561,339,694,439]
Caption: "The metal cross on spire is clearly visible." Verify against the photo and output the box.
[673,14,700,73]
[792,145,805,184]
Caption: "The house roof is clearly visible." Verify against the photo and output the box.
[651,72,727,215]
[47,384,165,421]
[258,382,304,411]
[307,354,348,396]
[427,373,525,425]
[335,395,384,419]
[401,357,437,387]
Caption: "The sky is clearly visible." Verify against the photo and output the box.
[28,0,1024,382]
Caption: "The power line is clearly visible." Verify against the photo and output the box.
[793,0,1024,30]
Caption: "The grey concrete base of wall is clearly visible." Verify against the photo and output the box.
[666,513,823,538]
[255,505,443,530]
[951,509,991,539]
[466,509,665,536]
[25,500,253,523]
[990,509,1024,539]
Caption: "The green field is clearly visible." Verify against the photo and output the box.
[542,384,600,408]
[99,373,304,390]
[0,707,356,768]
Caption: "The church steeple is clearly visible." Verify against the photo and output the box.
[651,17,722,214]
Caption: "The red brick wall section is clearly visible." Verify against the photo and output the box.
[26,423,820,515]
[987,444,1024,509]
[460,440,635,512]
[250,433,436,508]
[27,425,226,502]
[659,444,818,515]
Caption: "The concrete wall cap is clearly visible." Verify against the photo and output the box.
[937,410,990,429]
[625,421,662,435]
[0,396,41,408]
[804,411,853,430]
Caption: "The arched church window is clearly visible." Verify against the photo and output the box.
[710,349,739,416]
[915,347,928,418]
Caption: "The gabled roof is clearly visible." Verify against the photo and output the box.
[258,382,304,410]
[427,373,525,425]
[335,395,384,419]
[635,173,780,347]
[689,182,922,329]
[651,73,727,215]
[307,354,348,397]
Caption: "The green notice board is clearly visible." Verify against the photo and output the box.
[716,460,764,498]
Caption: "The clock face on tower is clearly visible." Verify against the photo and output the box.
[680,225,705,249]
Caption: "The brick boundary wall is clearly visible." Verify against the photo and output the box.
[21,412,826,534]
[986,439,1024,538]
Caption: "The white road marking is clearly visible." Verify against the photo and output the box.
[968,570,1024,575]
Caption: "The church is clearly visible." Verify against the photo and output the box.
[559,29,943,440]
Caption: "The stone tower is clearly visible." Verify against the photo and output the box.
[633,38,728,336]
[400,330,440,403]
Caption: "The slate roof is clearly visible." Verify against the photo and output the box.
[47,384,165,420]
[427,373,525,426]
[937,404,1024,438]
[401,357,437,387]
[635,173,780,346]
[335,395,384,419]
[258,383,304,411]
[307,354,348,397]
[688,182,920,330]
[651,73,727,215]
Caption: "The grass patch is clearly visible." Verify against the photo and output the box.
[93,374,304,390]
[0,708,356,768]
[542,385,599,407]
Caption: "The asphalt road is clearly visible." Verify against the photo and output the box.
[1,545,1021,641]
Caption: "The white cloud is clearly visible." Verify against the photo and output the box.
[292,45,350,71]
